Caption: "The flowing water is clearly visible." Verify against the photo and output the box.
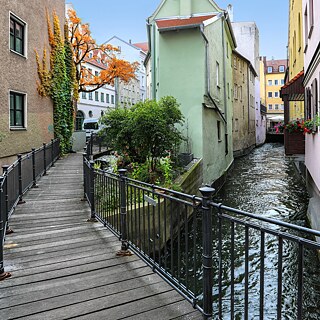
[170,143,320,319]
[212,143,320,319]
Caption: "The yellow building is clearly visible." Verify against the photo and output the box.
[261,58,287,130]
[286,0,304,120]
[259,58,266,107]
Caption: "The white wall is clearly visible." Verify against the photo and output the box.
[105,36,147,104]
[78,62,116,120]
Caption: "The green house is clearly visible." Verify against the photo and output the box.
[147,0,236,186]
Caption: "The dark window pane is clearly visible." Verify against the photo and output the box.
[16,38,22,54]
[10,20,14,34]
[10,35,15,50]
[15,95,23,110]
[10,110,14,126]
[16,110,23,126]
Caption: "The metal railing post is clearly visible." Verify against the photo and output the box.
[117,169,131,256]
[88,160,96,222]
[17,154,25,204]
[199,186,215,320]
[2,166,12,235]
[31,148,38,188]
[0,175,11,281]
[83,153,87,199]
[90,133,93,156]
[51,139,54,167]
[43,143,47,176]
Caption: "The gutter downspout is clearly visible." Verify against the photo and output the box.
[200,23,227,124]
[221,13,229,155]
[146,18,156,100]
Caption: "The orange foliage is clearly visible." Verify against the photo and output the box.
[67,9,138,93]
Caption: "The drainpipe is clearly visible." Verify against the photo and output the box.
[146,18,156,100]
[221,14,229,155]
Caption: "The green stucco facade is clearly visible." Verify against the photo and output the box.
[148,0,235,185]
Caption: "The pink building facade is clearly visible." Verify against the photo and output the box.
[303,0,320,228]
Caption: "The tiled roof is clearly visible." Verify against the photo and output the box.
[266,59,288,73]
[156,15,216,30]
[133,42,149,52]
[282,70,304,89]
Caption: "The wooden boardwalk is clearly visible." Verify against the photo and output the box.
[0,153,201,320]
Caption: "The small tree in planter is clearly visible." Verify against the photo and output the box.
[99,96,184,184]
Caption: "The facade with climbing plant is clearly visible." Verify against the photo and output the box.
[0,0,65,167]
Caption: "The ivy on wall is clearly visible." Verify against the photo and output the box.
[36,11,77,154]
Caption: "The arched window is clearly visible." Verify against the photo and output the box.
[75,110,85,131]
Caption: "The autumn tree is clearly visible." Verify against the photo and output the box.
[67,9,138,94]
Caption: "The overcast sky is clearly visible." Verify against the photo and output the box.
[67,0,289,60]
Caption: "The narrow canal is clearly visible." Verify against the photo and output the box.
[213,143,320,319]
[170,143,320,319]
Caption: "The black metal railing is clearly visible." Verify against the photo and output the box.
[83,158,320,319]
[0,139,60,278]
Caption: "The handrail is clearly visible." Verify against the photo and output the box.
[0,139,60,280]
[83,157,320,319]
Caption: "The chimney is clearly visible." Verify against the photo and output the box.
[180,0,191,16]
[129,39,132,44]
[227,4,233,22]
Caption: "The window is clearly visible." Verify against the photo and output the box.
[275,104,279,110]
[75,110,84,131]
[217,121,221,141]
[227,83,230,99]
[216,62,220,87]
[267,67,273,73]
[309,0,314,37]
[82,92,86,99]
[268,80,272,86]
[101,92,104,102]
[234,84,238,99]
[298,13,302,50]
[89,92,93,100]
[95,71,99,77]
[233,56,237,69]
[106,94,110,103]
[304,6,309,50]
[281,104,284,110]
[10,15,25,55]
[281,79,285,85]
[279,65,285,72]
[274,91,279,98]
[111,95,115,104]
[88,68,93,79]
[10,92,25,128]
[274,80,279,85]
[95,91,99,101]
[268,92,272,98]
[268,104,273,110]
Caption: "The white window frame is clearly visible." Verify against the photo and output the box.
[9,12,28,58]
[9,90,27,130]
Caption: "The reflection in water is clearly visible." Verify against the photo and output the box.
[170,143,320,319]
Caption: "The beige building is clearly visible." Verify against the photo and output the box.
[232,51,257,157]
[0,0,65,167]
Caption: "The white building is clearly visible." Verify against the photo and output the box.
[303,0,320,231]
[104,36,147,107]
[232,21,266,146]
[76,58,116,130]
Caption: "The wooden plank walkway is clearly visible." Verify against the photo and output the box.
[0,153,202,320]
